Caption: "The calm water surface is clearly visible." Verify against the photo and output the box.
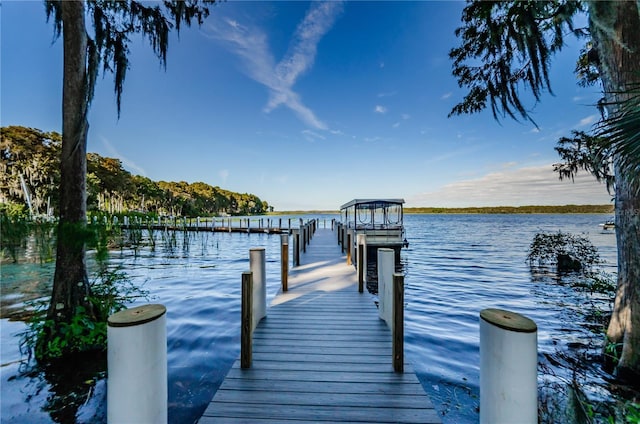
[0,214,618,423]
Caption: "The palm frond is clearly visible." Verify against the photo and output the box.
[596,81,640,191]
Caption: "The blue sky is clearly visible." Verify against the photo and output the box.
[2,1,612,211]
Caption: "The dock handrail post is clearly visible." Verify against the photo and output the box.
[357,234,367,293]
[393,273,404,373]
[346,231,352,265]
[281,234,288,292]
[292,229,300,266]
[241,271,253,369]
[480,308,538,424]
[249,248,266,329]
[107,304,167,423]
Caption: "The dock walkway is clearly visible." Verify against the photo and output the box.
[200,228,440,423]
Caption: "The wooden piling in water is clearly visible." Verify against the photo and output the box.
[241,272,253,369]
[393,273,404,373]
[281,234,288,292]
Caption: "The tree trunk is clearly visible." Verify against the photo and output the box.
[589,1,640,382]
[47,1,96,326]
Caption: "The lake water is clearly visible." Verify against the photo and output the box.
[0,213,619,423]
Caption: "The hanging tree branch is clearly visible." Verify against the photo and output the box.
[449,1,586,126]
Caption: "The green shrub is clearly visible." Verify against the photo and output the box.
[527,231,601,272]
[22,266,148,362]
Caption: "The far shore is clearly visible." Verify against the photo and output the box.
[271,204,614,215]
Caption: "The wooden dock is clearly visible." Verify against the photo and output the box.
[200,228,440,423]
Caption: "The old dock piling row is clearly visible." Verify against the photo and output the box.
[113,214,327,235]
[202,226,441,424]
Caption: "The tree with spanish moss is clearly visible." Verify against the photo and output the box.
[450,1,640,381]
[42,0,214,358]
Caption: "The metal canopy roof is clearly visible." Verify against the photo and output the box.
[340,198,405,210]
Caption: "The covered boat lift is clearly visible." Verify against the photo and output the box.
[340,199,408,257]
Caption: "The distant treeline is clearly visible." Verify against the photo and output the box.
[404,205,614,214]
[1,126,271,217]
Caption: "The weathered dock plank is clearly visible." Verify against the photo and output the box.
[200,228,440,424]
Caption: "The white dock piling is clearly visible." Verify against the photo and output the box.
[250,248,266,329]
[377,248,395,327]
[107,304,167,424]
[480,308,538,424]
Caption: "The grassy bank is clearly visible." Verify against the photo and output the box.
[405,205,614,214]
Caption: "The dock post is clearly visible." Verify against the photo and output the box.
[349,230,356,265]
[302,225,307,253]
[393,273,404,373]
[281,234,289,292]
[241,272,253,369]
[346,231,352,265]
[480,308,537,424]
[250,248,267,329]
[292,229,300,266]
[357,234,367,293]
[377,248,395,327]
[107,304,167,424]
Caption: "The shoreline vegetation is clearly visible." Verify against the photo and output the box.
[272,204,614,215]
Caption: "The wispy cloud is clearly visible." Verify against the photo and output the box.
[219,169,229,183]
[374,105,387,114]
[407,164,611,207]
[377,91,397,98]
[99,136,147,176]
[301,129,326,142]
[441,92,452,100]
[205,2,343,130]
[392,122,400,128]
[401,114,411,120]
[577,114,598,128]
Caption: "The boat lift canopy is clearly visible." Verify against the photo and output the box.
[340,199,405,230]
